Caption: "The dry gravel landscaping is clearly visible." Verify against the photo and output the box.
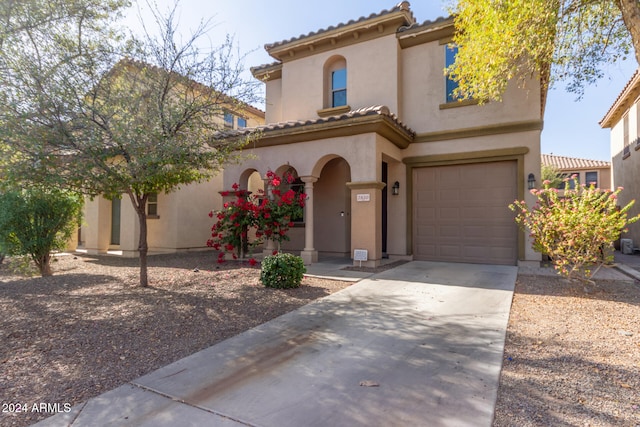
[0,252,639,426]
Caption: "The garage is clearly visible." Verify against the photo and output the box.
[413,161,518,265]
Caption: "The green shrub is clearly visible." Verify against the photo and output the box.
[260,253,306,289]
[0,187,83,276]
[510,178,639,280]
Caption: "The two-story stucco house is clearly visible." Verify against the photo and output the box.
[76,60,265,257]
[541,154,611,190]
[217,2,543,267]
[601,68,640,247]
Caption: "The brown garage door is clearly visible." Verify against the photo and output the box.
[413,161,518,265]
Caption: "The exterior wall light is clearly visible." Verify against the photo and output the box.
[392,181,400,196]
[527,173,536,190]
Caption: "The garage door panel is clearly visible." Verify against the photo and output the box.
[416,225,436,238]
[438,207,460,219]
[416,244,436,257]
[416,190,435,202]
[460,190,488,202]
[413,161,517,265]
[463,207,512,219]
[438,225,461,239]
[417,207,436,220]
[439,244,462,257]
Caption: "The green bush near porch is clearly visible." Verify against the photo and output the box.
[260,253,306,289]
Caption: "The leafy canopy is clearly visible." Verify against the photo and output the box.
[0,1,261,286]
[447,0,635,101]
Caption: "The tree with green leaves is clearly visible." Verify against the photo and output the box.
[541,163,565,189]
[0,1,259,286]
[447,0,638,101]
[0,188,83,276]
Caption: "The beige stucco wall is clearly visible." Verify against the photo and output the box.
[555,167,611,190]
[144,175,224,253]
[81,175,224,257]
[277,34,400,121]
[610,103,640,246]
[401,45,541,133]
[264,78,283,123]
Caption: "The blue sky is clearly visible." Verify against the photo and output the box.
[123,0,637,161]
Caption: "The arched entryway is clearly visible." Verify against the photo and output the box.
[313,156,351,257]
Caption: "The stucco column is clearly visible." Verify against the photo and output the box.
[119,196,140,258]
[83,196,110,255]
[300,176,318,264]
[347,181,386,268]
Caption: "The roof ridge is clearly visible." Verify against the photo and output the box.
[264,2,415,53]
[541,153,610,168]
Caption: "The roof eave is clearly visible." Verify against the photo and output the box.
[600,68,640,128]
[266,10,415,62]
[396,16,455,48]
[217,114,415,149]
[251,62,283,82]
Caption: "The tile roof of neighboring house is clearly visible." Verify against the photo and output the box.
[542,154,610,170]
[600,68,640,128]
[116,58,265,118]
[213,105,415,139]
[264,2,415,53]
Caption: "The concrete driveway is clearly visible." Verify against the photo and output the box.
[34,261,516,427]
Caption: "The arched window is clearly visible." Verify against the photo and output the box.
[324,56,347,109]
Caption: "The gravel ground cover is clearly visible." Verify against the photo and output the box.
[0,252,351,427]
[494,274,640,427]
[1,253,638,426]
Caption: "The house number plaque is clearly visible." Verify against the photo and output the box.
[356,194,370,202]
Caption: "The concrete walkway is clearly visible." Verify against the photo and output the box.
[34,261,517,427]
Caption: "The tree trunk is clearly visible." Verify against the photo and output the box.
[129,192,149,287]
[617,0,640,65]
[36,253,53,276]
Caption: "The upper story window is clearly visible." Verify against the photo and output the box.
[322,56,348,110]
[585,171,598,187]
[237,117,247,128]
[624,113,630,158]
[224,111,234,128]
[445,44,459,103]
[331,68,347,107]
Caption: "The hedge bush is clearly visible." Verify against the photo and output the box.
[260,253,306,288]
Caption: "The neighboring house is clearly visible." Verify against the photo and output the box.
[77,61,265,257]
[601,68,640,247]
[215,2,544,267]
[541,154,611,190]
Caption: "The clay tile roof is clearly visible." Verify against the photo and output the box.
[264,2,415,52]
[250,61,281,75]
[541,154,610,170]
[213,105,415,139]
[600,68,640,128]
